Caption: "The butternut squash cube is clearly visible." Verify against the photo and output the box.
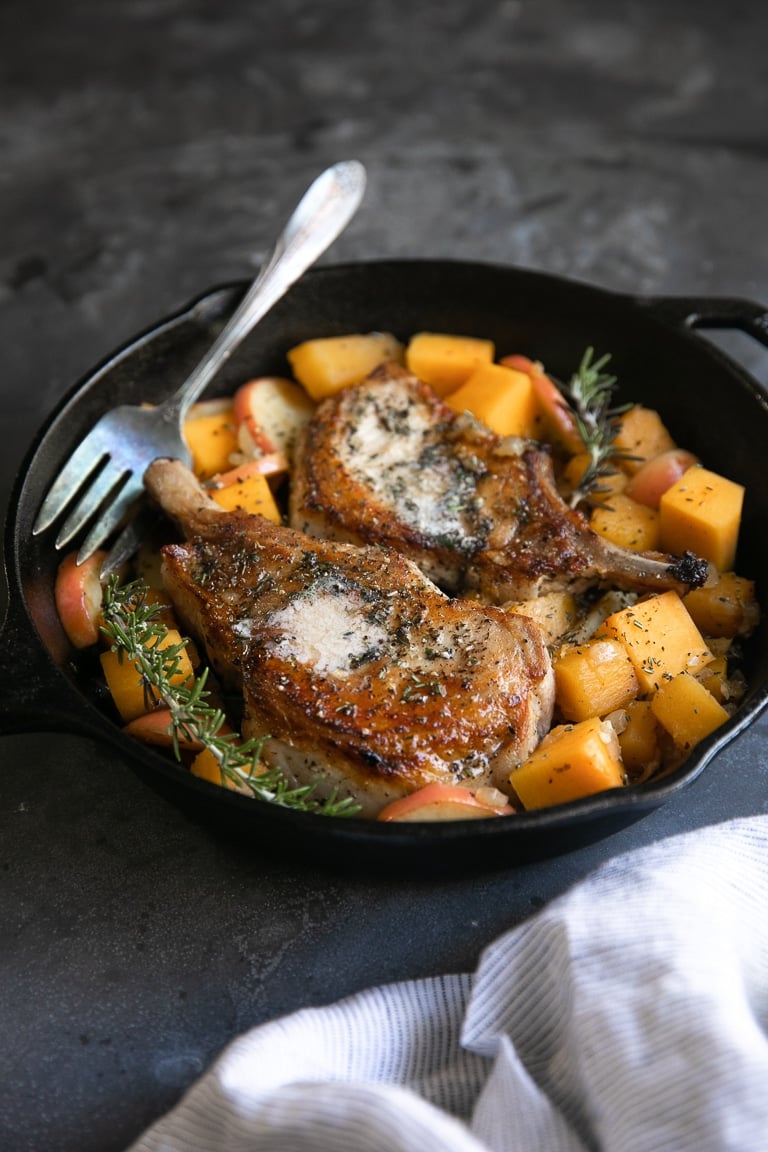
[183,406,238,480]
[505,591,578,646]
[100,629,194,722]
[616,700,662,779]
[589,493,660,552]
[210,472,281,523]
[683,571,759,639]
[190,747,222,784]
[190,748,252,794]
[509,717,624,809]
[498,355,584,452]
[650,671,730,751]
[597,590,713,693]
[287,332,404,401]
[139,587,179,630]
[659,465,744,571]
[612,405,676,474]
[553,638,640,721]
[445,362,538,437]
[404,332,494,397]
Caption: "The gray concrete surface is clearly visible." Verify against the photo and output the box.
[2,2,768,1149]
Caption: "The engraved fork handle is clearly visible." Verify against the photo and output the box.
[159,159,366,426]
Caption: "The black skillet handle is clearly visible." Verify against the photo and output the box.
[644,295,768,354]
[0,582,95,737]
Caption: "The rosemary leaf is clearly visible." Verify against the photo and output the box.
[559,347,636,508]
[100,577,360,818]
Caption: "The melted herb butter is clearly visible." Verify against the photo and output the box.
[266,587,392,677]
[341,387,491,552]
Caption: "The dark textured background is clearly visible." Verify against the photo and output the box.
[2,2,768,1149]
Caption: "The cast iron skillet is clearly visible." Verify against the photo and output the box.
[2,260,767,869]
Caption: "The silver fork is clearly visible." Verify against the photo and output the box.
[33,160,367,566]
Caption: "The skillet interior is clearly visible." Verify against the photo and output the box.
[4,260,768,869]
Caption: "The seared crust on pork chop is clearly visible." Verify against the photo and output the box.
[145,459,554,816]
[289,362,709,602]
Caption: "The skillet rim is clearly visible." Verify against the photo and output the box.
[2,257,767,864]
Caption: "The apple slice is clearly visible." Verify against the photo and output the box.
[186,398,233,420]
[377,783,515,822]
[54,549,108,648]
[233,376,315,462]
[625,448,699,508]
[123,708,204,750]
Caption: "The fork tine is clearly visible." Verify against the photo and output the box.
[54,463,131,550]
[76,476,146,564]
[33,436,111,534]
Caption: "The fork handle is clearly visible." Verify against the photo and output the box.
[161,160,366,423]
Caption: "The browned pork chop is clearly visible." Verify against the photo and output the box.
[289,363,709,603]
[144,459,554,816]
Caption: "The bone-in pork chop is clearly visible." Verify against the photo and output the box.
[144,459,554,816]
[289,363,709,602]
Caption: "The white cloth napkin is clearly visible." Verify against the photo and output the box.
[129,816,768,1152]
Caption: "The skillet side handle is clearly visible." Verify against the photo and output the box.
[644,295,768,352]
[0,592,95,737]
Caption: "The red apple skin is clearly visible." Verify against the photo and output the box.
[499,354,583,453]
[499,354,538,375]
[123,709,203,749]
[124,709,236,750]
[54,550,108,648]
[377,783,515,822]
[625,449,699,508]
[233,378,282,456]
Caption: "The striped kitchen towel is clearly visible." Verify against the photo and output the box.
[129,815,768,1152]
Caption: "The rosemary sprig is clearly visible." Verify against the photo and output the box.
[100,577,360,817]
[559,347,635,507]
